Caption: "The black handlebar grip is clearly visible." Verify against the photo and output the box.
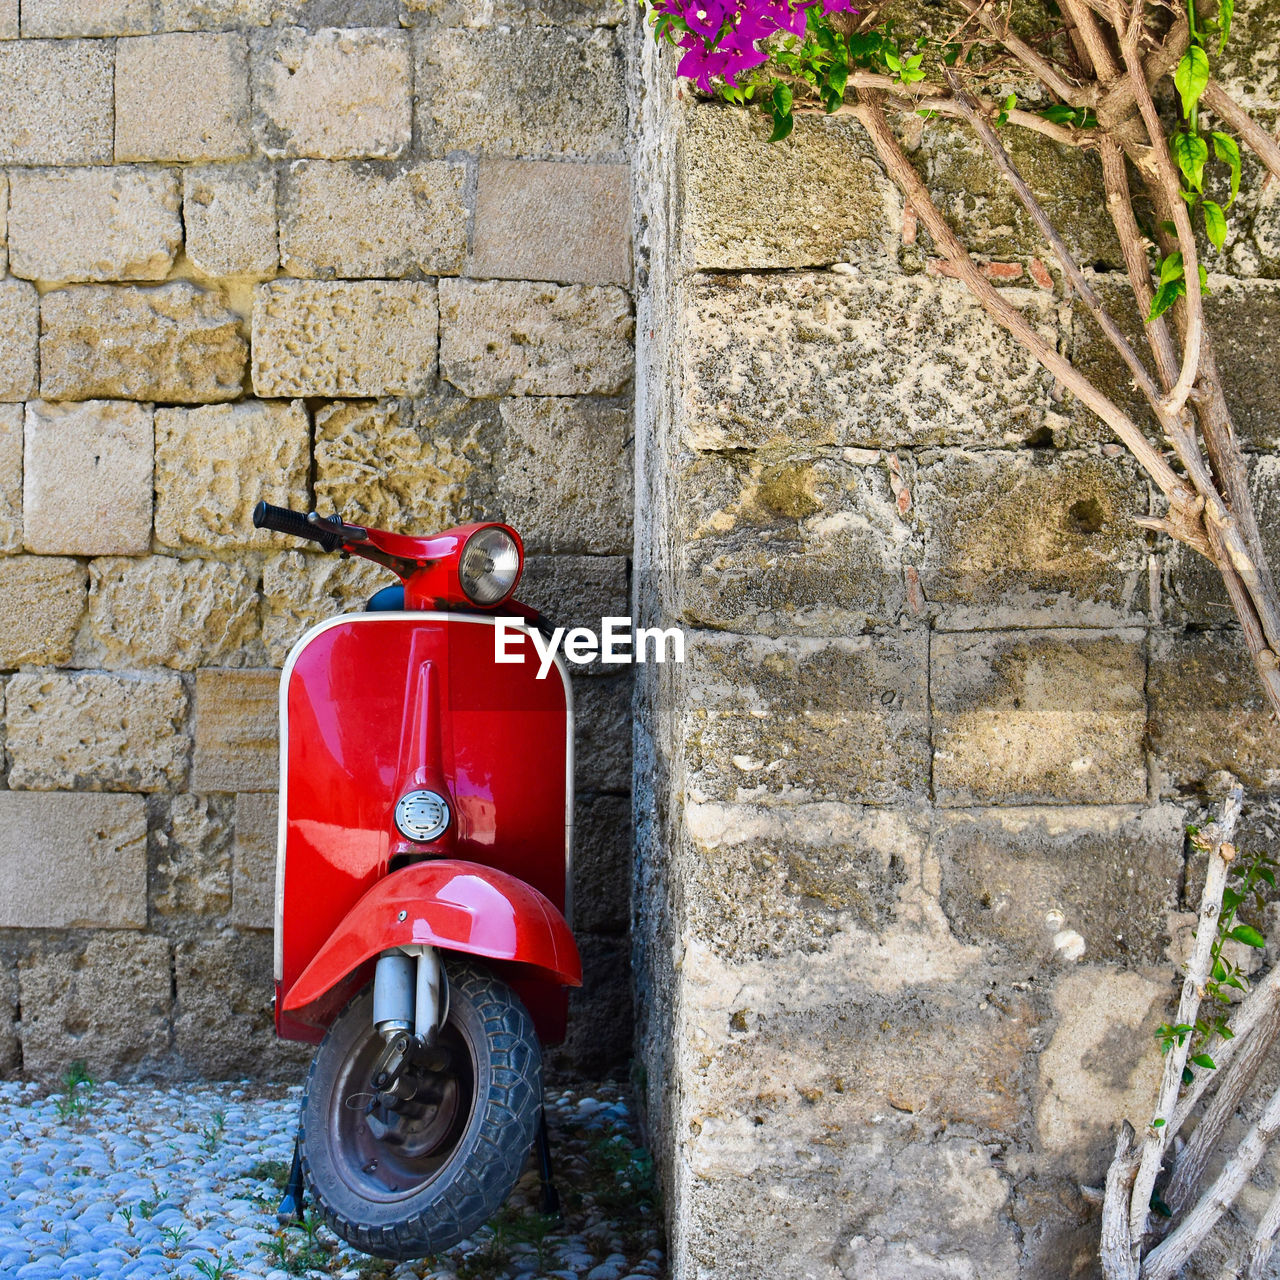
[252,501,344,551]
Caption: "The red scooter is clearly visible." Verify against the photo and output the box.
[252,501,581,1261]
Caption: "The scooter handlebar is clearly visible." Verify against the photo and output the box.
[253,501,345,551]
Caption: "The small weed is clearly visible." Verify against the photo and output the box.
[53,1060,94,1120]
[159,1223,188,1253]
[247,1158,290,1191]
[259,1213,337,1277]
[192,1257,234,1280]
[118,1206,133,1231]
[200,1110,227,1154]
[137,1197,161,1220]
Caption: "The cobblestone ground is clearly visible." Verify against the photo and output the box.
[0,1076,663,1280]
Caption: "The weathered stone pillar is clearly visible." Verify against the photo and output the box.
[629,12,1280,1275]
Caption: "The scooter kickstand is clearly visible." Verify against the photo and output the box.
[535,1107,561,1218]
[277,1136,307,1226]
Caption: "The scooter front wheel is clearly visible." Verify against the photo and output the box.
[299,958,542,1261]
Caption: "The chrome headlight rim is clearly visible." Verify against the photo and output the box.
[458,524,522,607]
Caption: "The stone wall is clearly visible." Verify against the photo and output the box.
[630,4,1280,1276]
[0,0,635,1082]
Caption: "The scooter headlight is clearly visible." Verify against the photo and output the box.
[458,526,521,606]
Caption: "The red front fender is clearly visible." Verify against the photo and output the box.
[282,860,582,1017]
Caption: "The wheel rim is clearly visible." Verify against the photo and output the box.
[326,1016,479,1204]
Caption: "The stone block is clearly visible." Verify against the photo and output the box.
[673,449,906,636]
[18,934,173,1079]
[191,668,280,793]
[573,793,630,935]
[40,282,247,403]
[1214,0,1280,108]
[23,400,153,555]
[678,1133,1020,1280]
[681,107,898,271]
[0,793,147,928]
[1036,968,1168,1179]
[1149,629,1280,791]
[155,400,309,550]
[1164,456,1280,626]
[262,550,399,665]
[5,672,190,792]
[253,26,411,160]
[312,392,501,536]
[279,159,467,278]
[573,672,632,793]
[403,0,622,25]
[682,271,1058,451]
[0,172,7,273]
[1205,281,1280,451]
[414,27,624,159]
[0,0,14,36]
[495,397,632,555]
[682,632,930,807]
[935,805,1184,965]
[915,450,1149,629]
[184,165,279,279]
[21,0,153,34]
[0,39,114,165]
[518,555,628,675]
[0,557,87,667]
[0,279,39,401]
[931,629,1148,806]
[150,793,234,918]
[175,934,310,1078]
[116,32,252,162]
[252,280,437,397]
[683,802,919,961]
[0,403,21,551]
[915,119,1121,265]
[79,557,262,671]
[439,279,633,397]
[470,160,630,286]
[546,933,632,1076]
[7,167,181,284]
[231,792,278,928]
[159,0,276,25]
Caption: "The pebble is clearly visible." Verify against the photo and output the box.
[0,1078,664,1280]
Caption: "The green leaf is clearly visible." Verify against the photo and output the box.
[1149,277,1187,322]
[883,48,902,73]
[767,107,794,143]
[1260,868,1276,887]
[1152,1117,1166,1128]
[828,62,848,100]
[1173,130,1210,192]
[1182,1066,1195,1085]
[1152,1193,1174,1218]
[1223,887,1247,911]
[1230,924,1267,948]
[942,41,961,65]
[1174,45,1210,118]
[1159,251,1186,284]
[1219,0,1234,51]
[1212,131,1242,206]
[1190,1052,1217,1070]
[996,93,1016,128]
[1203,199,1227,250]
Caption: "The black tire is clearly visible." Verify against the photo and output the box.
[299,958,542,1261]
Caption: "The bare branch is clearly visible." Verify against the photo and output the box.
[1128,788,1241,1248]
[1164,1000,1280,1217]
[1144,1078,1280,1280]
[1101,1122,1142,1280]
[1169,961,1280,1140]
[1203,80,1280,185]
[943,68,1167,413]
[851,90,1192,506]
[951,0,1090,105]
[1243,1180,1280,1280]
[1060,0,1122,82]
